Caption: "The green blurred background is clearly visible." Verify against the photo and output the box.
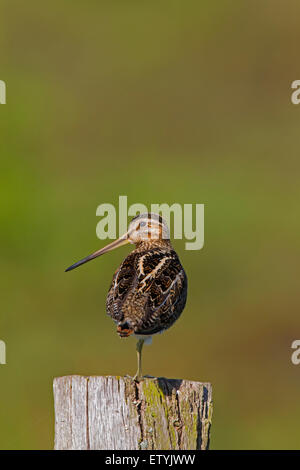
[1,0,300,449]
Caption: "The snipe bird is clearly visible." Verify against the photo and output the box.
[66,213,187,380]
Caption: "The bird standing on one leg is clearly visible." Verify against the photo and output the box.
[66,213,188,380]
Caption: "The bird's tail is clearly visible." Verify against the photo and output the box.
[117,321,134,338]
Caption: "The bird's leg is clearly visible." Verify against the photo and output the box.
[133,339,144,381]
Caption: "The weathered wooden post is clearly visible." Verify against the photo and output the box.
[53,375,212,450]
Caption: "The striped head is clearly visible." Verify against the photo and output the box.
[128,213,170,244]
[65,213,170,272]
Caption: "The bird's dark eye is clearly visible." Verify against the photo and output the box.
[140,221,146,227]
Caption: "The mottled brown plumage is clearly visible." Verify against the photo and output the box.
[66,213,188,379]
[106,242,187,338]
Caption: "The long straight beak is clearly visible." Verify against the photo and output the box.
[65,233,130,272]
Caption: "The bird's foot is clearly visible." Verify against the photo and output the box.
[124,374,137,380]
[130,373,155,382]
[124,373,143,382]
[132,373,143,382]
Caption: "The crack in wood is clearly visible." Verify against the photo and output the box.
[86,377,90,450]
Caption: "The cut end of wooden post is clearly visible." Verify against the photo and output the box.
[53,375,212,450]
